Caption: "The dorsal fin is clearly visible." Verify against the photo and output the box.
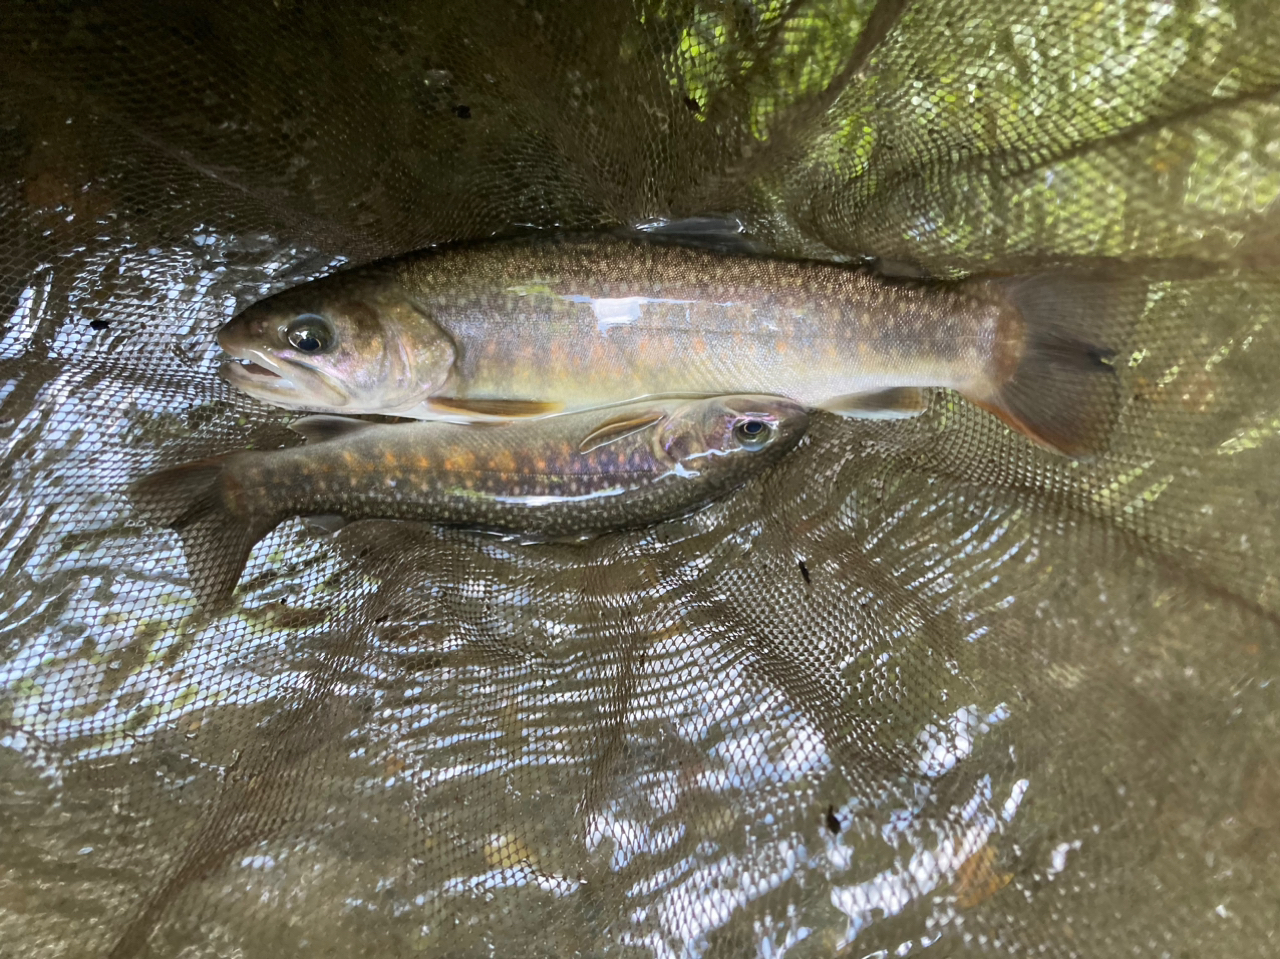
[290,414,378,444]
[577,411,666,453]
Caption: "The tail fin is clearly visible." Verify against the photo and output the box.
[967,274,1143,459]
[128,456,272,610]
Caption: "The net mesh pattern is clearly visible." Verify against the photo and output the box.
[3,1,1280,956]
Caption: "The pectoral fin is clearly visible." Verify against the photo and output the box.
[819,387,929,420]
[427,397,562,420]
[578,411,666,453]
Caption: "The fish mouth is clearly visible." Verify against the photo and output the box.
[237,361,282,379]
[219,349,349,410]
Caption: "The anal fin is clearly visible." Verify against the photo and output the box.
[427,396,562,420]
[819,387,929,420]
[290,414,377,444]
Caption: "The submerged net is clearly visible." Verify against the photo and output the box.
[3,1,1280,955]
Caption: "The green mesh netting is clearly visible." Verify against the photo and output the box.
[3,1,1280,956]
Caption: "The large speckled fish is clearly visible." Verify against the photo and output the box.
[129,394,807,609]
[217,234,1140,458]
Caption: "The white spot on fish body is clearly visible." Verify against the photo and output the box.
[496,487,628,507]
[561,294,696,335]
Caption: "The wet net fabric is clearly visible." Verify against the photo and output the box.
[3,2,1280,956]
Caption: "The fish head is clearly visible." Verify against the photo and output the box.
[217,272,456,414]
[655,394,809,474]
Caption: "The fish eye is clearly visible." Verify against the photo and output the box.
[285,314,335,354]
[734,418,773,450]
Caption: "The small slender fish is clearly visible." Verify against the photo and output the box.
[129,395,807,609]
[218,235,1140,457]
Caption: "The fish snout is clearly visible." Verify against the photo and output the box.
[217,312,269,351]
